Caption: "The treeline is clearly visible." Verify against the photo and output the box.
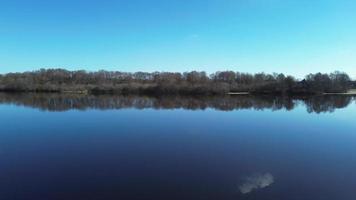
[0,69,353,95]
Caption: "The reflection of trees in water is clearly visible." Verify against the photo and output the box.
[302,95,354,114]
[0,93,353,113]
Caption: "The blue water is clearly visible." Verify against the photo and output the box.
[0,94,356,200]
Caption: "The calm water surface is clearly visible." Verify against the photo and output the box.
[0,93,356,200]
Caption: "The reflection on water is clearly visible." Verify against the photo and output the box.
[1,92,356,200]
[239,173,274,194]
[0,93,354,113]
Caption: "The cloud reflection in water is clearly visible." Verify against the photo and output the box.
[239,173,274,194]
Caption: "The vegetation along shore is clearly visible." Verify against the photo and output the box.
[0,69,355,96]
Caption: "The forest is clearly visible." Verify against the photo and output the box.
[0,69,353,95]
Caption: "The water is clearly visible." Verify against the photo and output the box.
[0,93,356,200]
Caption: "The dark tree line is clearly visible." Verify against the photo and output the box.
[0,69,353,95]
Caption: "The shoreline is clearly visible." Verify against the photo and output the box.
[324,89,356,95]
[227,92,250,95]
[0,90,356,97]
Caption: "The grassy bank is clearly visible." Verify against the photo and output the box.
[324,89,356,95]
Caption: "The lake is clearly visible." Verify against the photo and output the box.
[0,93,356,200]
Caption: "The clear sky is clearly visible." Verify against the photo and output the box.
[1,0,356,78]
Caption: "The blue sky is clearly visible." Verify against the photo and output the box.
[0,0,355,78]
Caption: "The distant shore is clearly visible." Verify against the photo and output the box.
[324,89,356,95]
[228,89,356,96]
[2,90,356,97]
[0,69,354,96]
[227,92,250,95]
